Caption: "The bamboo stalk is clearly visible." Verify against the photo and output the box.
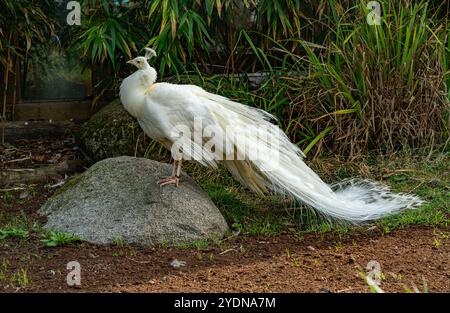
[11,67,17,121]
[12,38,18,120]
[2,60,9,121]
[1,32,12,145]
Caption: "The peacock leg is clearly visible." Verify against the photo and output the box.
[158,158,182,187]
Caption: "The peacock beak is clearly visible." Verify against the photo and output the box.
[126,60,133,65]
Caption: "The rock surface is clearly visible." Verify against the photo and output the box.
[76,99,145,162]
[38,156,229,245]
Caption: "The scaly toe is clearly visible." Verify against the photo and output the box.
[158,176,180,187]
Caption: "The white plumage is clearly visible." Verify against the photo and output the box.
[119,49,423,223]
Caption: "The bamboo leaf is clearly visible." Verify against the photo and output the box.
[303,126,335,155]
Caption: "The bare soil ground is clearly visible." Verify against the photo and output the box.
[0,128,448,293]
[1,225,449,293]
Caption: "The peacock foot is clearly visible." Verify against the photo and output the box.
[158,175,181,187]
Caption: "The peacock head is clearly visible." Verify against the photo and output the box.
[126,56,149,69]
[127,48,157,70]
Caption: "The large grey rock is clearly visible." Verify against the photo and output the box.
[38,156,229,245]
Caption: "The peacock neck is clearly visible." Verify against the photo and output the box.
[142,66,158,86]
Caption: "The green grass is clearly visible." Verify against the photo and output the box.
[112,237,125,247]
[0,259,30,289]
[0,259,8,282]
[0,201,83,248]
[375,157,449,233]
[0,227,29,240]
[10,268,30,288]
[202,182,289,236]
[167,237,220,250]
[0,210,41,241]
[186,154,449,237]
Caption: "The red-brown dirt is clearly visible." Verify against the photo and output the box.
[0,225,448,293]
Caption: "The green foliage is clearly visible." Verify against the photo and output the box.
[112,237,124,247]
[10,269,30,288]
[189,0,449,156]
[1,0,448,153]
[192,239,210,250]
[69,0,324,84]
[0,260,30,288]
[191,154,449,236]
[73,0,145,70]
[296,0,449,155]
[256,0,301,38]
[200,179,326,236]
[40,231,81,247]
[0,227,29,240]
[0,0,54,64]
[376,157,449,233]
[145,0,214,76]
[0,0,55,118]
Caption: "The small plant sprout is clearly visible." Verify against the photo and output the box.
[40,231,81,247]
[0,227,29,240]
[433,238,441,249]
[113,237,124,247]
[10,268,30,288]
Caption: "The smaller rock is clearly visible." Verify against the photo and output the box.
[170,259,186,269]
[19,191,30,200]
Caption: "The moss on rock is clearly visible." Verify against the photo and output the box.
[76,99,147,161]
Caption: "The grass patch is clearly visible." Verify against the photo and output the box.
[0,191,18,208]
[188,153,449,236]
[375,156,449,233]
[0,211,42,241]
[202,181,289,236]
[10,268,30,288]
[0,259,30,288]
[0,227,29,240]
[165,237,222,250]
[40,231,81,247]
[112,237,125,247]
